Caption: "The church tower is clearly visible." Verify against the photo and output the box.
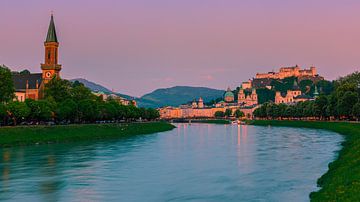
[41,14,62,84]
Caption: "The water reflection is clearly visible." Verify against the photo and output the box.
[0,124,343,202]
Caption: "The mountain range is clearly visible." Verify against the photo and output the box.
[71,78,224,108]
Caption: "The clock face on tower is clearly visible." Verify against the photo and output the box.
[45,71,52,78]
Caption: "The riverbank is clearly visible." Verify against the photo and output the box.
[250,120,360,201]
[0,122,175,147]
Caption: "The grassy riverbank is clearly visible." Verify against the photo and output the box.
[250,120,360,201]
[0,122,175,147]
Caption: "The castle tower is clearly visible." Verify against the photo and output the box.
[41,14,62,84]
[310,66,317,76]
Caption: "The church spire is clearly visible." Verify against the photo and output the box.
[46,14,58,43]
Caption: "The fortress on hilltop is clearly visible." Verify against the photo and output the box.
[255,65,317,80]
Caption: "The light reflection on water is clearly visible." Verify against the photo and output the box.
[0,124,343,202]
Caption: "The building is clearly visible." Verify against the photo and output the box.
[255,65,317,80]
[159,105,258,120]
[224,87,235,102]
[13,15,61,102]
[238,88,258,107]
[93,91,137,106]
[241,79,252,89]
[274,80,313,104]
[198,97,204,108]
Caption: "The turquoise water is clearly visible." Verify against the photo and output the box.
[0,124,342,202]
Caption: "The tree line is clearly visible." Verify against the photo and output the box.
[0,66,159,126]
[214,109,245,118]
[253,72,360,120]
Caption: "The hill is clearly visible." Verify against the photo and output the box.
[70,79,224,108]
[140,86,225,107]
[70,78,134,100]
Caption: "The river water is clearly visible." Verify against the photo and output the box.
[0,123,343,202]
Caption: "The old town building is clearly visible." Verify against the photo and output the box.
[92,91,137,106]
[13,15,61,102]
[159,86,259,119]
[238,88,258,107]
[274,80,313,104]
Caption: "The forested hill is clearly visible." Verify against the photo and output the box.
[70,79,224,108]
[140,86,225,108]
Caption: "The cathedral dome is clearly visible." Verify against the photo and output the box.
[224,91,234,98]
[224,87,235,102]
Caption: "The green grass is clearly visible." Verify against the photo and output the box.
[251,120,360,201]
[0,122,175,147]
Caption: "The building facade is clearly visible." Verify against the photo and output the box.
[13,15,61,102]
[274,81,313,104]
[255,65,317,80]
[238,88,258,107]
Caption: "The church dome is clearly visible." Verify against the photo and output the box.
[224,87,235,103]
[224,91,234,98]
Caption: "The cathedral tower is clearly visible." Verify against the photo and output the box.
[41,14,62,83]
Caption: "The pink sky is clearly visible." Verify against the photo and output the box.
[1,0,360,96]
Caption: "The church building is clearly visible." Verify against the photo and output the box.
[13,15,62,102]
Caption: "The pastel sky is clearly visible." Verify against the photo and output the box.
[1,0,360,96]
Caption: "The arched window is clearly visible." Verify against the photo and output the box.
[48,50,51,61]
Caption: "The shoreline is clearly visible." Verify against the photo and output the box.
[250,120,360,201]
[0,122,176,148]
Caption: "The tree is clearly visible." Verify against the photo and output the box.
[299,79,314,95]
[214,111,225,118]
[78,99,99,122]
[224,109,232,117]
[19,69,31,75]
[0,65,15,102]
[317,80,334,95]
[314,95,328,119]
[71,81,95,101]
[234,109,244,118]
[256,88,275,104]
[25,99,52,122]
[0,103,7,125]
[7,101,30,125]
[56,99,77,122]
[352,102,360,120]
[337,91,358,118]
[45,78,72,103]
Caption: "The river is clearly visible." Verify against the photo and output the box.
[0,123,343,202]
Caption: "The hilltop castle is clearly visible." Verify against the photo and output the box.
[13,15,62,101]
[255,65,317,80]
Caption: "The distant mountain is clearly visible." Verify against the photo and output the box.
[140,86,225,108]
[71,79,224,108]
[70,78,134,100]
[71,78,112,93]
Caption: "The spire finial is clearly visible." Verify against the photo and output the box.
[45,13,58,43]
